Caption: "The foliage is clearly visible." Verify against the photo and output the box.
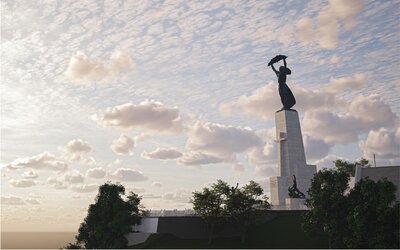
[303,169,350,248]
[304,168,399,249]
[225,180,271,243]
[64,182,146,249]
[191,179,270,244]
[344,178,399,248]
[334,157,370,176]
[191,180,229,244]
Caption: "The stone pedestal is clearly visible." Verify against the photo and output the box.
[269,110,316,209]
[285,198,306,210]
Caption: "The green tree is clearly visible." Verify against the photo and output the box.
[303,169,349,248]
[334,157,370,176]
[225,180,270,243]
[344,178,399,248]
[64,182,146,249]
[191,180,229,244]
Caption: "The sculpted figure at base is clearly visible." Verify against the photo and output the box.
[268,55,296,111]
[288,175,305,199]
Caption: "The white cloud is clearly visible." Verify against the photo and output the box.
[26,198,40,205]
[296,17,314,43]
[317,7,339,49]
[86,167,106,179]
[70,184,99,193]
[111,134,135,155]
[151,182,162,188]
[303,135,332,160]
[142,148,183,160]
[66,139,93,154]
[1,196,26,205]
[314,154,347,171]
[329,0,364,29]
[303,95,397,144]
[21,170,38,179]
[187,121,262,158]
[47,176,68,189]
[63,171,84,184]
[359,128,400,159]
[232,163,245,172]
[111,168,148,182]
[64,50,134,84]
[177,152,224,166]
[5,152,68,172]
[9,179,37,188]
[93,100,183,133]
[254,165,277,177]
[162,188,192,203]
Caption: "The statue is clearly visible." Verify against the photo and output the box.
[288,175,305,199]
[268,55,296,111]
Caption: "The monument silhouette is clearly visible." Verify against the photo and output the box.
[268,55,316,209]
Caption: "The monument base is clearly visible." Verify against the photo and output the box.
[285,198,306,210]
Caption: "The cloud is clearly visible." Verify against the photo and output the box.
[63,171,84,184]
[111,134,135,155]
[296,17,314,43]
[21,170,38,179]
[142,148,183,160]
[86,167,106,179]
[47,176,68,189]
[64,50,134,84]
[220,74,366,120]
[151,182,162,188]
[26,198,40,205]
[187,121,262,158]
[93,100,183,133]
[303,135,332,160]
[1,196,26,205]
[162,188,192,203]
[359,128,400,159]
[314,154,347,171]
[111,168,148,182]
[177,152,225,166]
[297,0,363,49]
[254,165,277,177]
[66,139,93,154]
[303,95,397,144]
[70,184,99,193]
[9,179,37,188]
[5,152,68,171]
[232,163,245,172]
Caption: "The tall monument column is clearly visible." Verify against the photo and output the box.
[269,110,316,208]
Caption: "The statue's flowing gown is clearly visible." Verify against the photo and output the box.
[277,71,296,109]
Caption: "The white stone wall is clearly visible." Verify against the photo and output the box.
[270,110,316,209]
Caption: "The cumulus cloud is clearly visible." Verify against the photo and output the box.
[220,74,365,120]
[232,163,245,172]
[142,148,183,160]
[5,152,68,172]
[297,0,363,49]
[21,170,38,179]
[187,121,262,158]
[9,179,37,188]
[177,152,225,166]
[111,168,148,182]
[303,135,332,160]
[65,139,93,154]
[1,196,25,205]
[111,134,135,155]
[63,171,84,183]
[303,95,397,144]
[359,128,400,159]
[93,100,183,133]
[70,184,99,193]
[47,176,68,189]
[314,154,347,171]
[86,167,106,179]
[64,50,134,84]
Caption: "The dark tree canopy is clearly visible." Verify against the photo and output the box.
[64,182,146,249]
[303,168,399,249]
[334,157,370,177]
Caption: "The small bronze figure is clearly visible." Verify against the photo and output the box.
[268,55,296,111]
[288,175,305,199]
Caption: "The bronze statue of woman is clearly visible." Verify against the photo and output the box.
[268,55,296,111]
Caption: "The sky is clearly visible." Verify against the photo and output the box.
[1,0,399,232]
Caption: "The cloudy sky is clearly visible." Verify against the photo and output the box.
[1,0,399,232]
